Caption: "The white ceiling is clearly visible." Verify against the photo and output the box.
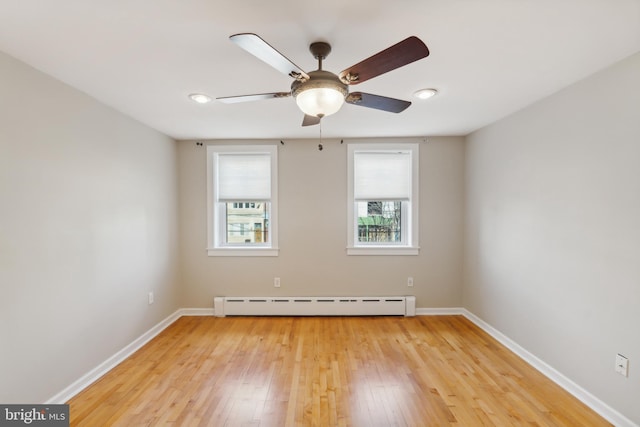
[1,1,639,140]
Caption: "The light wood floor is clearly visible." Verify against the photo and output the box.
[68,315,610,426]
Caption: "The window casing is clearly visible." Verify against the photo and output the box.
[207,144,278,256]
[347,143,419,255]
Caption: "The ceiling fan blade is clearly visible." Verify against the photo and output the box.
[230,33,309,81]
[216,92,291,104]
[339,36,429,85]
[346,92,411,113]
[302,114,321,127]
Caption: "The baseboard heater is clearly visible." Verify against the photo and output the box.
[214,296,415,317]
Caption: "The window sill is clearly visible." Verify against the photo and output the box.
[346,246,420,256]
[207,247,279,257]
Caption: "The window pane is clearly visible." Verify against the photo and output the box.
[225,202,270,244]
[357,201,402,243]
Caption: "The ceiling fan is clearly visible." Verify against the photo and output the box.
[217,33,430,126]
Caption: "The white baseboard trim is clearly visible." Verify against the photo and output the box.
[461,309,637,427]
[46,308,185,404]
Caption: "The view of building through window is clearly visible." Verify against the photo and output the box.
[357,201,402,243]
[225,202,270,244]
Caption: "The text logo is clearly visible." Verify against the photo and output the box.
[0,405,68,426]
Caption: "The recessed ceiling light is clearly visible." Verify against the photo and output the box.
[413,88,438,100]
[189,93,212,104]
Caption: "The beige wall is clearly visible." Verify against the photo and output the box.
[0,51,181,402]
[178,137,465,308]
[464,52,640,424]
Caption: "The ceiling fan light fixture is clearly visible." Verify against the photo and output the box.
[295,87,346,117]
[413,88,438,100]
[188,93,212,104]
[292,70,348,118]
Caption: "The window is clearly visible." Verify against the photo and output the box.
[207,144,278,256]
[347,143,419,255]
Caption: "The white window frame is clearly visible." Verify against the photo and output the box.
[207,144,278,256]
[347,142,419,256]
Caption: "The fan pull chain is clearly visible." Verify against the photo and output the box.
[318,119,323,151]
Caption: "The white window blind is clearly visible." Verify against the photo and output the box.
[353,151,411,201]
[217,153,271,201]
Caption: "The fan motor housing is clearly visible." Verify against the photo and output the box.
[290,70,348,99]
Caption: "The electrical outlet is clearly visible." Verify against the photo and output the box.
[148,292,154,305]
[407,277,414,287]
[274,277,281,288]
[615,354,629,377]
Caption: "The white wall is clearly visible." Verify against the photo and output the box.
[178,137,465,308]
[464,52,640,424]
[0,51,181,403]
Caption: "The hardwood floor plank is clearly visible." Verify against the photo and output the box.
[68,316,611,426]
